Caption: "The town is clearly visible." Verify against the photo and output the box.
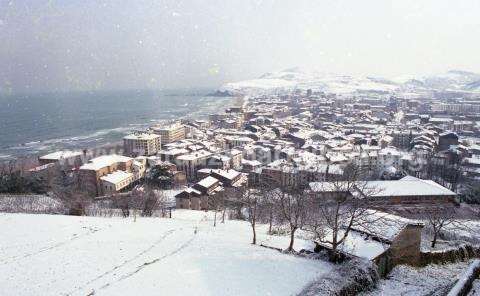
[2,82,480,295]
[3,0,480,294]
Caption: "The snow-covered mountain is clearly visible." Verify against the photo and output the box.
[394,70,480,91]
[464,79,480,92]
[220,68,480,95]
[221,68,398,95]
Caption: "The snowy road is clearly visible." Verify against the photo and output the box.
[0,211,332,296]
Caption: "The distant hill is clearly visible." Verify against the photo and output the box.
[207,90,236,97]
[220,68,480,95]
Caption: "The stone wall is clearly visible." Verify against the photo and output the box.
[420,245,480,266]
[390,224,423,266]
[373,224,424,277]
[298,258,379,296]
[375,242,480,277]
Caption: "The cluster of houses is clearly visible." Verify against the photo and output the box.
[29,88,480,210]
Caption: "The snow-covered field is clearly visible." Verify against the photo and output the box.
[0,211,332,296]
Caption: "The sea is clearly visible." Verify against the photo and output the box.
[0,89,235,159]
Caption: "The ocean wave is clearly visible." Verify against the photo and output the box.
[2,95,235,157]
[6,125,143,154]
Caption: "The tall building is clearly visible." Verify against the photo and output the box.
[123,133,160,156]
[175,150,212,181]
[438,132,458,152]
[151,123,186,145]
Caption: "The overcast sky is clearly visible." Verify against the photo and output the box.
[1,0,479,93]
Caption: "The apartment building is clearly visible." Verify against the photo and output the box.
[123,133,161,156]
[391,130,418,149]
[151,123,186,145]
[224,136,254,149]
[78,155,133,196]
[431,102,480,114]
[175,149,213,181]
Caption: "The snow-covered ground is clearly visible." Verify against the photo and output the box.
[259,227,388,260]
[363,261,473,296]
[0,211,333,296]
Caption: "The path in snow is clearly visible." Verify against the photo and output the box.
[67,228,179,295]
[1,225,104,265]
[0,211,332,296]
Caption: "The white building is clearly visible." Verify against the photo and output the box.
[151,123,186,145]
[123,133,160,156]
[176,149,213,180]
[100,171,135,194]
[39,150,83,167]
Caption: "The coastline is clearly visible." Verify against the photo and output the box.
[1,94,239,163]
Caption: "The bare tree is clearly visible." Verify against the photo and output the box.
[233,186,262,245]
[130,186,169,218]
[307,163,382,262]
[462,180,480,204]
[114,194,132,218]
[275,185,309,252]
[141,188,157,217]
[0,159,48,194]
[209,190,225,227]
[225,187,245,220]
[156,190,170,218]
[258,181,277,235]
[52,187,91,216]
[422,205,469,248]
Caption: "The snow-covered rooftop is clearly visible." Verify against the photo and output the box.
[123,133,160,140]
[80,155,132,171]
[212,169,241,180]
[176,150,212,161]
[310,178,456,197]
[196,176,220,188]
[100,170,133,185]
[39,150,83,161]
[366,179,456,197]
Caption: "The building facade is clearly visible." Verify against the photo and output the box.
[151,123,186,145]
[123,133,161,156]
[78,155,133,196]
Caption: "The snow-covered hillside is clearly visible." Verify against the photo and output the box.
[220,68,480,95]
[0,212,332,296]
[394,70,480,92]
[221,68,399,95]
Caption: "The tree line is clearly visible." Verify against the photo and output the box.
[208,163,478,262]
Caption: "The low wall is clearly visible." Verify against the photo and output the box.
[375,244,480,278]
[420,245,480,266]
[298,258,379,296]
[373,249,394,277]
